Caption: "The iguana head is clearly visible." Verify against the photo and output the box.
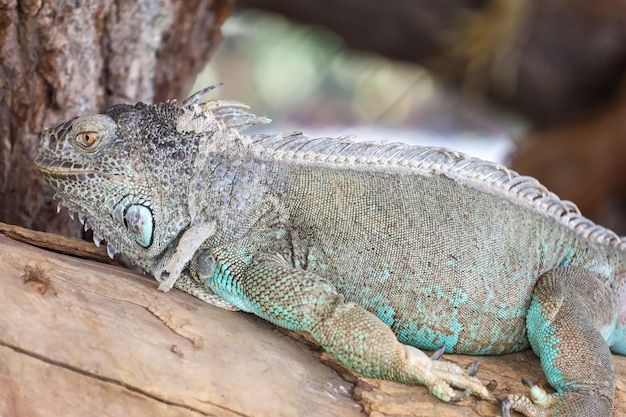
[34,85,269,268]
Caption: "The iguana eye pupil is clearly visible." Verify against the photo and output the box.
[77,131,98,148]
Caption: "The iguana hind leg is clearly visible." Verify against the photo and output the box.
[506,266,615,416]
[202,249,495,403]
[310,299,495,403]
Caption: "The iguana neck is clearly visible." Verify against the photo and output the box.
[140,136,285,269]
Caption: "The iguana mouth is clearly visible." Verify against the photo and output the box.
[35,158,120,182]
[35,157,90,174]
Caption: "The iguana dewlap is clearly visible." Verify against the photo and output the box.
[35,86,626,416]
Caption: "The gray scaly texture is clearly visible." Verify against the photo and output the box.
[35,85,626,416]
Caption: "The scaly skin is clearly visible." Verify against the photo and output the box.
[35,86,626,416]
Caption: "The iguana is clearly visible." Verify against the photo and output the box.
[34,85,626,417]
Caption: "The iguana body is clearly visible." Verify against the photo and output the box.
[35,86,626,416]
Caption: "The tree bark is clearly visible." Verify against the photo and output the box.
[0,0,233,236]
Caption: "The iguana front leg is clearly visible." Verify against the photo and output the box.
[152,221,239,310]
[155,221,217,291]
[505,266,615,416]
[198,247,495,404]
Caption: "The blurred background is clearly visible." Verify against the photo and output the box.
[191,8,519,162]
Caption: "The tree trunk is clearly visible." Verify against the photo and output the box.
[0,0,233,236]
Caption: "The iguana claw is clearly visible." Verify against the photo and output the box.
[431,345,446,360]
[502,378,554,417]
[466,361,480,377]
[521,377,536,389]
[449,388,472,402]
[402,345,496,404]
[501,397,513,417]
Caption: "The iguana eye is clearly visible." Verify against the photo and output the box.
[76,131,99,149]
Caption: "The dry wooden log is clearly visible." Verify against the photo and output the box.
[1,232,625,417]
[0,235,362,417]
[0,221,113,265]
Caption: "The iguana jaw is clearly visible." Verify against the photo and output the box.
[36,164,160,261]
[35,159,123,183]
[35,159,97,179]
[34,164,154,259]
